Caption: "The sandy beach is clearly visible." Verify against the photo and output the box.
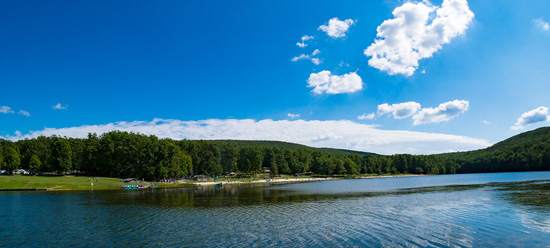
[192,177,334,186]
[359,174,427,179]
[192,174,427,186]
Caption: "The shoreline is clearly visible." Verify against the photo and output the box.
[193,174,428,186]
[0,174,429,191]
[192,177,334,186]
[359,174,427,179]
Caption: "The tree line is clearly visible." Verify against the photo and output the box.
[1,128,549,180]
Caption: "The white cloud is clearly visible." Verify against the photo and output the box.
[511,106,550,130]
[481,120,490,125]
[296,35,314,48]
[302,35,314,41]
[310,58,321,65]
[287,113,300,119]
[377,101,422,119]
[1,118,491,155]
[18,110,30,117]
[533,18,550,31]
[311,134,343,142]
[291,54,309,61]
[412,100,469,125]
[339,61,350,67]
[307,70,363,94]
[291,49,322,65]
[52,103,68,110]
[358,113,376,120]
[0,106,14,114]
[319,18,355,38]
[364,0,474,76]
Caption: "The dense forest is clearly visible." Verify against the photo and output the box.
[1,127,549,180]
[438,127,550,173]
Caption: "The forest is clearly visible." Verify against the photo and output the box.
[1,127,549,181]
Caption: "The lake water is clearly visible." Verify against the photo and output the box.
[1,172,550,247]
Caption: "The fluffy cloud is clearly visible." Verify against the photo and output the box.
[296,35,314,47]
[358,113,376,120]
[287,113,300,119]
[302,35,314,41]
[291,49,322,65]
[511,106,550,130]
[307,70,363,94]
[18,110,30,117]
[319,18,354,38]
[364,0,474,76]
[533,18,550,31]
[296,42,307,48]
[0,106,14,114]
[2,118,491,155]
[412,100,469,125]
[378,101,421,119]
[52,103,68,110]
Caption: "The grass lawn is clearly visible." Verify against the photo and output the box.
[0,175,124,190]
[0,175,197,190]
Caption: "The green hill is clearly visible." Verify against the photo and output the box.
[440,127,550,173]
[209,139,377,155]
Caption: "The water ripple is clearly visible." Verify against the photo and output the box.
[2,174,550,247]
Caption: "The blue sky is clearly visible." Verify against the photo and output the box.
[1,0,549,154]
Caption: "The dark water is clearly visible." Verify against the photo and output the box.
[1,172,550,247]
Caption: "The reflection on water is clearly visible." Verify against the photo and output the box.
[1,172,550,247]
[497,180,550,209]
[495,180,550,234]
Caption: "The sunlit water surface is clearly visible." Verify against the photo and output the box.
[1,172,550,247]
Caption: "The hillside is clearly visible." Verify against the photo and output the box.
[440,127,550,173]
[209,140,377,155]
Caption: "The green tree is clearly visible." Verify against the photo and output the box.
[343,158,359,175]
[221,144,238,174]
[29,155,42,172]
[237,147,264,174]
[275,153,289,174]
[269,154,278,175]
[334,158,346,175]
[3,147,21,174]
[49,138,72,174]
[170,151,192,178]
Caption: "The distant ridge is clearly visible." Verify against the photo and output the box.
[439,127,550,173]
[209,139,378,156]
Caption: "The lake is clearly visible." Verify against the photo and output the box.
[1,172,550,247]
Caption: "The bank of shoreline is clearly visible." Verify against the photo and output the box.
[193,173,427,186]
[0,174,428,191]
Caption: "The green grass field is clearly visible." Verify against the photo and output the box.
[0,175,194,190]
[0,175,124,190]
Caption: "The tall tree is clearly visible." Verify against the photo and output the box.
[49,138,72,174]
[29,155,42,172]
[2,147,21,174]
[237,147,264,174]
